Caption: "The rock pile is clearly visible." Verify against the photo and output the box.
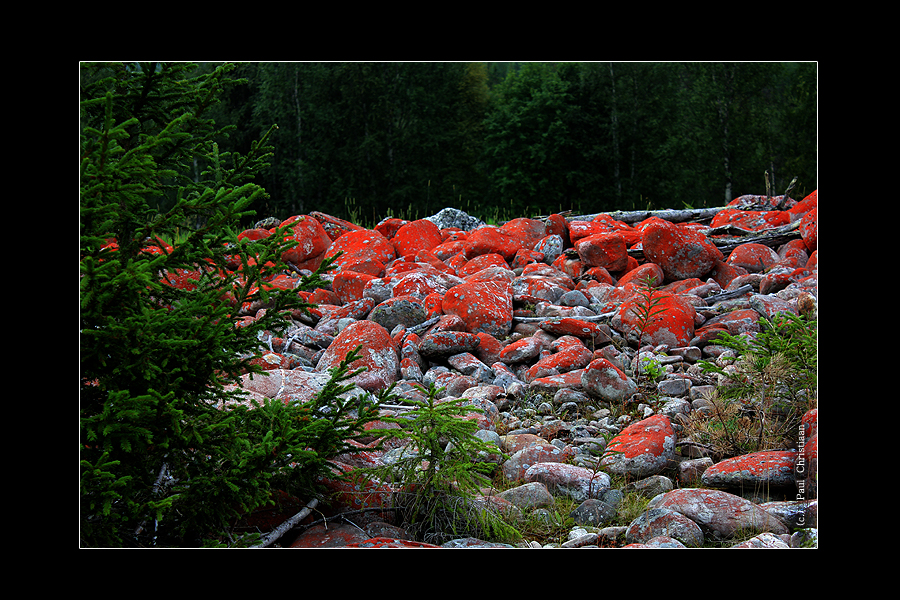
[226,193,819,549]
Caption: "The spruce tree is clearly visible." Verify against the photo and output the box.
[360,385,518,544]
[80,62,379,547]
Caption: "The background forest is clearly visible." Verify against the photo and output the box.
[141,61,817,227]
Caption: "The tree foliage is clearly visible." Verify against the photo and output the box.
[235,62,490,223]
[359,385,517,544]
[79,62,380,547]
[200,61,815,226]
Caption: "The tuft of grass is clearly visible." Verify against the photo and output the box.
[686,311,817,458]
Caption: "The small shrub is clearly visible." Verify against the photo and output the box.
[686,311,817,457]
[359,385,518,544]
[628,276,669,389]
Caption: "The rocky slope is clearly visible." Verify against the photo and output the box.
[225,191,819,548]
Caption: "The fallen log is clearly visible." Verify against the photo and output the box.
[704,284,754,304]
[563,206,728,225]
[512,312,617,323]
[707,220,802,256]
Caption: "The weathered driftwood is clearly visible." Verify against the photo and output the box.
[252,498,319,548]
[564,206,729,225]
[512,312,617,323]
[704,284,754,304]
[707,220,802,255]
[555,205,799,260]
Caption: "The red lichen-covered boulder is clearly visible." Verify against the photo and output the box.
[232,369,334,405]
[391,268,453,300]
[442,281,514,338]
[499,217,548,251]
[544,213,570,244]
[162,267,203,292]
[440,228,467,243]
[418,330,481,360]
[413,249,456,274]
[574,232,629,272]
[279,215,333,271]
[344,537,442,549]
[338,256,386,277]
[473,331,503,366]
[391,218,443,258]
[614,290,698,347]
[512,271,573,302]
[458,253,509,278]
[800,206,817,252]
[332,270,378,304]
[625,507,705,547]
[500,335,546,364]
[373,217,408,240]
[246,352,301,372]
[708,259,749,290]
[315,320,399,392]
[539,318,613,348]
[325,229,396,273]
[422,292,443,319]
[690,323,731,347]
[615,262,664,288]
[308,287,341,306]
[529,369,585,395]
[290,522,373,548]
[710,208,790,231]
[466,266,515,288]
[701,450,800,490]
[659,277,708,295]
[510,248,544,270]
[775,239,810,269]
[463,226,523,261]
[426,314,468,334]
[432,239,466,261]
[600,414,677,478]
[569,214,639,246]
[525,337,593,382]
[641,219,722,281]
[759,268,810,295]
[237,227,272,242]
[726,243,780,273]
[581,358,637,402]
[788,190,817,221]
[551,253,584,279]
[319,297,377,325]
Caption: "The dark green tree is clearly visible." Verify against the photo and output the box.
[658,62,802,206]
[481,62,582,217]
[360,385,517,544]
[80,62,380,547]
[481,62,816,215]
[778,62,817,198]
[245,62,489,225]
